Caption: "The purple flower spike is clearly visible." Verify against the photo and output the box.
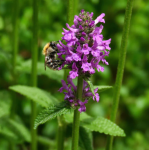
[57,11,111,77]
[57,10,111,113]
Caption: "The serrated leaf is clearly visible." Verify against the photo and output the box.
[64,112,92,123]
[16,59,64,83]
[3,119,31,142]
[0,91,11,118]
[84,79,95,97]
[94,85,113,92]
[34,101,71,129]
[82,117,125,137]
[79,126,93,150]
[9,85,57,107]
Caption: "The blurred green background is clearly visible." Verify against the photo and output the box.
[0,0,149,150]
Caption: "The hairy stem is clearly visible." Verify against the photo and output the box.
[74,0,78,15]
[11,0,19,118]
[106,0,134,150]
[71,77,83,150]
[10,1,19,149]
[31,0,38,149]
[67,0,74,26]
[12,0,19,78]
[57,116,66,150]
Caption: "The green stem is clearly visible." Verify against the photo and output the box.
[57,116,66,150]
[71,77,83,150]
[31,0,38,149]
[10,1,19,149]
[106,0,134,150]
[67,0,74,26]
[12,0,19,78]
[74,0,78,15]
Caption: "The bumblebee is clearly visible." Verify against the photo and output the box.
[42,41,61,70]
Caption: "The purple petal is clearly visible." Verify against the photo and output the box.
[80,37,85,42]
[69,71,78,79]
[82,32,87,36]
[66,23,79,32]
[58,80,69,92]
[67,76,77,91]
[97,65,104,72]
[81,62,91,72]
[94,13,105,25]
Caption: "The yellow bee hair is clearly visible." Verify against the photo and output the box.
[42,43,50,55]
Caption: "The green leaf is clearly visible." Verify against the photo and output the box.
[34,101,71,129]
[9,85,57,107]
[84,78,95,97]
[0,91,11,118]
[82,117,125,137]
[64,112,92,124]
[16,59,64,83]
[79,126,93,150]
[2,119,31,142]
[94,85,113,92]
[0,126,18,142]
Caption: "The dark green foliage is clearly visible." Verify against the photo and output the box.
[34,101,71,129]
[0,127,18,142]
[0,91,11,118]
[79,126,93,150]
[0,118,31,143]
[16,59,64,83]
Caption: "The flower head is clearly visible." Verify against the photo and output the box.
[57,10,111,113]
[57,10,111,79]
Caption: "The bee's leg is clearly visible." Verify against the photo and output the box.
[46,62,53,69]
[53,65,59,70]
[55,48,59,53]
